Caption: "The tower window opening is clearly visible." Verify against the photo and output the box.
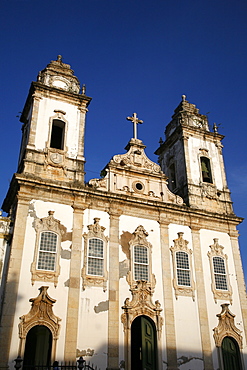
[50,119,65,150]
[200,157,213,183]
[169,163,177,190]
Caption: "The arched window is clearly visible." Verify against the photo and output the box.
[176,251,191,286]
[31,211,65,287]
[208,239,232,303]
[50,119,65,150]
[213,256,228,290]
[82,218,108,291]
[87,238,104,276]
[133,245,149,281]
[37,231,58,271]
[200,156,213,183]
[127,226,155,289]
[170,232,195,300]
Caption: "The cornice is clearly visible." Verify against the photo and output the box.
[155,125,224,155]
[3,173,241,232]
[20,82,92,124]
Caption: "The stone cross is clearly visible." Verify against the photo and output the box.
[126,113,143,139]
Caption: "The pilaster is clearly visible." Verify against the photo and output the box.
[27,92,42,149]
[77,103,88,161]
[107,210,120,370]
[0,197,29,369]
[159,218,178,370]
[228,229,247,343]
[190,226,213,369]
[64,206,84,360]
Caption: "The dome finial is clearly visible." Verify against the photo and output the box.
[57,55,62,62]
[182,94,186,101]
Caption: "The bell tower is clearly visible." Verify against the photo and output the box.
[18,55,91,184]
[155,95,233,214]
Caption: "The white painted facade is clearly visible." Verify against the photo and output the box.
[0,57,246,370]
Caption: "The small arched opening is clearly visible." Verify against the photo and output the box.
[23,325,52,367]
[131,315,157,370]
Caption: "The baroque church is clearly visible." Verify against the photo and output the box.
[0,56,246,370]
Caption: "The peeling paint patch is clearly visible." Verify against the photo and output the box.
[177,356,203,367]
[120,231,132,258]
[94,300,109,313]
[64,279,70,287]
[61,249,71,259]
[77,348,94,357]
[28,203,37,219]
[119,259,129,278]
[62,231,72,242]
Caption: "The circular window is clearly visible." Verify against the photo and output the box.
[135,183,143,191]
[133,181,144,193]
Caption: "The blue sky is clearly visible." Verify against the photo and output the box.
[0,0,246,281]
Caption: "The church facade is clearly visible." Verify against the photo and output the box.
[0,57,246,370]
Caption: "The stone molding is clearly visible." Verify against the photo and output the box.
[111,138,161,174]
[18,286,61,360]
[82,218,108,291]
[213,303,242,348]
[31,211,66,287]
[121,280,163,370]
[170,232,195,300]
[126,225,156,291]
[207,238,232,303]
[121,281,163,335]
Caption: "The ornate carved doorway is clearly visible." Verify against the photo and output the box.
[131,316,157,370]
[23,325,52,366]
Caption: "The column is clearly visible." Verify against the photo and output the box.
[0,197,29,369]
[159,219,178,370]
[190,226,213,369]
[107,211,120,370]
[64,206,84,360]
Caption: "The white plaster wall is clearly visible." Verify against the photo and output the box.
[200,229,247,369]
[187,136,223,189]
[8,200,74,366]
[77,209,110,369]
[169,224,203,368]
[34,97,82,158]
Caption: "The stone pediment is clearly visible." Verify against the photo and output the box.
[88,138,184,205]
[109,138,163,175]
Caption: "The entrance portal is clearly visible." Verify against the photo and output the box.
[131,316,157,370]
[222,336,242,370]
[23,325,52,366]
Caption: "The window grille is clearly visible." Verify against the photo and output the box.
[37,231,57,271]
[176,251,191,286]
[134,245,149,281]
[213,256,228,290]
[88,238,104,276]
